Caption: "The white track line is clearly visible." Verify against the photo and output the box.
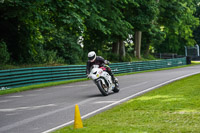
[42,71,200,133]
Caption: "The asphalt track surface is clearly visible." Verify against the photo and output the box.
[0,65,200,133]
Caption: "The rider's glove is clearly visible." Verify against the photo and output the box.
[104,60,110,65]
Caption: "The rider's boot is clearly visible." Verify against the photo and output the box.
[111,74,117,83]
[107,68,117,83]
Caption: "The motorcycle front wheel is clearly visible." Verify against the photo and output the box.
[97,80,109,96]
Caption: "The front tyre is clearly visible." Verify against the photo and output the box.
[97,80,109,96]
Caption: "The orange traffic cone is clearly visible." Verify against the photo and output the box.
[74,104,83,129]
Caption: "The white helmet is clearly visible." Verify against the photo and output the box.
[88,51,96,62]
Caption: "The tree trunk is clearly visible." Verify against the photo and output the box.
[134,31,142,59]
[119,39,125,60]
[112,41,119,55]
[144,43,150,56]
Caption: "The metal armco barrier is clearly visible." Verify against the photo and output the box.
[0,57,186,89]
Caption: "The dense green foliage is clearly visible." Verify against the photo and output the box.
[0,0,199,65]
[194,1,200,44]
[156,0,199,54]
[0,40,10,64]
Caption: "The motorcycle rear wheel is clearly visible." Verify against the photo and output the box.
[113,82,120,93]
[97,80,109,96]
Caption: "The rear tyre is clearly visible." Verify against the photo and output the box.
[97,80,109,96]
[113,81,119,93]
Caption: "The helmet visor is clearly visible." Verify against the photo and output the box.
[88,55,95,61]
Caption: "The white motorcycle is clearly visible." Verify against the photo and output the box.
[88,65,119,96]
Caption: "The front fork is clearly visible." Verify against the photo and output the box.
[95,78,108,88]
[95,78,105,85]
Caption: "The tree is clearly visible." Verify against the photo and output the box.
[142,25,165,56]
[0,1,40,63]
[0,40,10,64]
[156,0,199,54]
[0,0,86,64]
[82,0,133,60]
[193,1,200,45]
[0,0,199,65]
[42,0,87,64]
[123,0,159,59]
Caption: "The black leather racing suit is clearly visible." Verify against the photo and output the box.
[86,56,115,81]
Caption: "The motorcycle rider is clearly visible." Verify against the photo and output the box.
[86,51,116,83]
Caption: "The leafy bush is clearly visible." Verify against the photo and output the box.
[31,46,64,64]
[121,54,133,62]
[143,54,157,60]
[0,41,10,64]
[102,53,120,63]
[45,50,65,64]
[98,52,133,63]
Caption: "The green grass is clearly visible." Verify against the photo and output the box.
[54,74,200,133]
[192,61,200,64]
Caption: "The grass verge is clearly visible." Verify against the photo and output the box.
[54,73,200,133]
[1,63,200,95]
